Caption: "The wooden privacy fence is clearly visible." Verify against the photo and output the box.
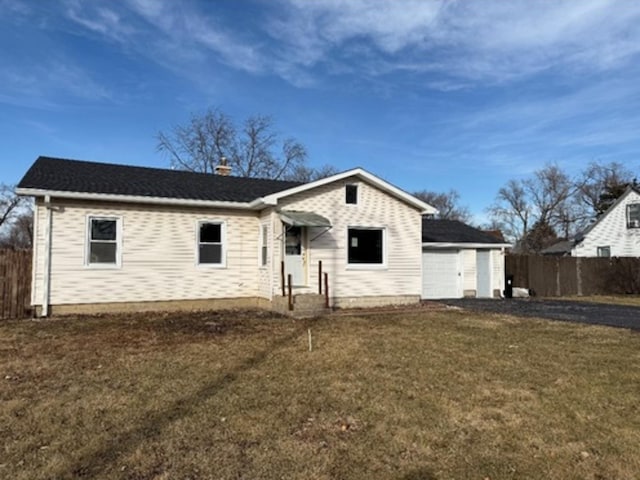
[506,254,640,297]
[0,249,32,319]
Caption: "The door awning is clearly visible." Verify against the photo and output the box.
[279,210,332,227]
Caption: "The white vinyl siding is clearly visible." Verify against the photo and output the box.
[574,190,640,257]
[257,210,275,299]
[32,200,260,305]
[276,178,422,305]
[492,249,505,296]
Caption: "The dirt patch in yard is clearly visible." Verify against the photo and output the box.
[2,308,640,479]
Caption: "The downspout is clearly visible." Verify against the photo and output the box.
[42,195,53,317]
[499,247,505,298]
[267,212,275,303]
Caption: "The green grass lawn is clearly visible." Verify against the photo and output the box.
[1,308,640,480]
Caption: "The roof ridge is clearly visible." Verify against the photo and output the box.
[35,156,303,185]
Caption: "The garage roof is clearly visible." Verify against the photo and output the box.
[422,218,508,245]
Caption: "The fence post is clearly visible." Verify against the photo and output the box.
[576,257,582,296]
[287,274,293,311]
[281,261,285,297]
[324,272,329,309]
[318,260,322,295]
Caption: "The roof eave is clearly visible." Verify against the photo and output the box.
[261,168,437,214]
[422,242,511,248]
[15,188,255,210]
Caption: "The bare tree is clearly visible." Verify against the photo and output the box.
[413,189,472,223]
[487,179,532,245]
[520,219,559,253]
[0,211,33,249]
[157,108,311,180]
[578,161,635,216]
[525,163,578,239]
[287,164,339,183]
[1,184,22,230]
[0,186,31,249]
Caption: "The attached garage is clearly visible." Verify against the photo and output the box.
[422,249,462,299]
[422,219,510,299]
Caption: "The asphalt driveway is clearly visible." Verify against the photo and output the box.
[441,298,640,331]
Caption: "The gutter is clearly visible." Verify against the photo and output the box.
[422,242,512,249]
[16,188,257,210]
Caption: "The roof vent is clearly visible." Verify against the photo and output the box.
[215,156,232,176]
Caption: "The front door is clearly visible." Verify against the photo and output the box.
[284,226,305,286]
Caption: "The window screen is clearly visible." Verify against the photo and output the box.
[261,225,268,267]
[199,222,223,264]
[88,218,118,264]
[627,204,640,228]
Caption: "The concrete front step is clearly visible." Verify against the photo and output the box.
[272,293,330,317]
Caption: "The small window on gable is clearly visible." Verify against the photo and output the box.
[87,217,120,266]
[198,221,225,266]
[627,204,640,228]
[597,246,611,258]
[346,184,358,204]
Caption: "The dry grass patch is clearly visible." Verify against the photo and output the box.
[557,295,640,307]
[1,308,640,479]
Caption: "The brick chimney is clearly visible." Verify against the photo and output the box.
[215,156,232,176]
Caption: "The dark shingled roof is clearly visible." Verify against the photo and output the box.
[540,240,574,255]
[17,156,303,203]
[422,218,506,244]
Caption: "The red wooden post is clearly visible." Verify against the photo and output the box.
[287,274,293,311]
[318,260,323,294]
[324,272,329,309]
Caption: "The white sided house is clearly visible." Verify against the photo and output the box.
[542,186,640,258]
[17,156,436,316]
[421,219,510,299]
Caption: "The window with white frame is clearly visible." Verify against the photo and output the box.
[627,204,640,228]
[597,246,611,258]
[87,217,120,266]
[198,221,225,265]
[260,224,268,267]
[347,227,384,265]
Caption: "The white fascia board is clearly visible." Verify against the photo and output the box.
[261,168,437,214]
[16,188,255,210]
[422,242,512,249]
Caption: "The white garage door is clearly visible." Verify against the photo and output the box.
[422,249,462,299]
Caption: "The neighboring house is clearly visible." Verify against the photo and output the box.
[421,219,510,299]
[542,186,640,257]
[17,156,437,316]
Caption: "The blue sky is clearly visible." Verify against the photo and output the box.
[2,0,640,223]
